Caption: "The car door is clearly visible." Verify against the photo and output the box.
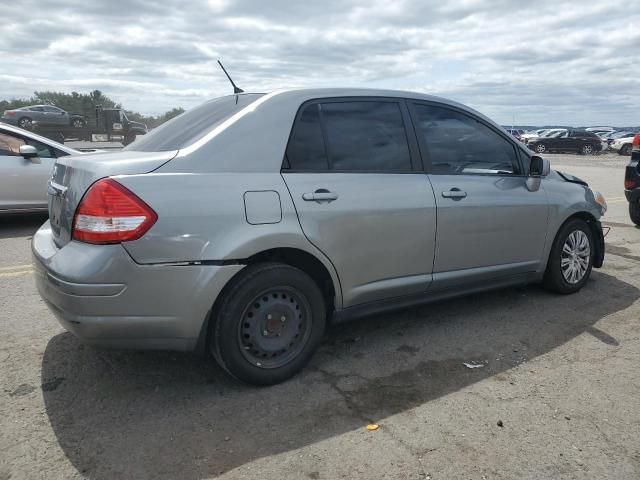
[282,99,437,308]
[43,106,67,125]
[0,132,58,211]
[409,102,549,290]
[28,107,47,124]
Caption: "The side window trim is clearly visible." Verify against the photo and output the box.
[282,97,422,174]
[407,100,525,177]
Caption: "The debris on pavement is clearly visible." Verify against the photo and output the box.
[497,420,504,427]
[366,424,379,431]
[463,362,485,369]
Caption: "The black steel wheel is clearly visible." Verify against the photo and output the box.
[210,263,326,385]
[237,286,313,369]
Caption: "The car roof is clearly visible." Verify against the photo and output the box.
[0,122,81,155]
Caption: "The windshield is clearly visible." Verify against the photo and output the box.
[125,93,265,152]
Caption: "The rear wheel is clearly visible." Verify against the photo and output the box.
[210,263,326,385]
[630,202,640,227]
[543,218,594,294]
[535,143,546,154]
[18,117,32,129]
[581,144,594,155]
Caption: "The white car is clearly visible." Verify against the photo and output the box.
[611,133,638,156]
[520,129,549,142]
[0,123,82,214]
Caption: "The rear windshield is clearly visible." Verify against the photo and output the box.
[125,93,265,152]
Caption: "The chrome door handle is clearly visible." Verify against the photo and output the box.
[302,189,338,202]
[442,189,467,199]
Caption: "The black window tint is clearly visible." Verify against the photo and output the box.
[286,103,328,170]
[413,104,519,175]
[321,101,411,172]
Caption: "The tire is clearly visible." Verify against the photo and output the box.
[71,118,86,128]
[534,143,546,154]
[18,117,32,129]
[209,263,327,385]
[630,202,640,227]
[543,218,595,294]
[620,144,632,156]
[580,144,594,155]
[122,133,136,146]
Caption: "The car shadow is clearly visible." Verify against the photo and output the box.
[41,272,638,479]
[0,213,47,239]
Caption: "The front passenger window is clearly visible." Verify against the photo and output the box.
[412,104,519,175]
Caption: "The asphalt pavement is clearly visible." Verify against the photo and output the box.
[1,152,639,479]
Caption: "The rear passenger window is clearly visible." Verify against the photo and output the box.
[285,100,412,172]
[412,104,520,175]
[286,104,329,170]
[321,101,411,172]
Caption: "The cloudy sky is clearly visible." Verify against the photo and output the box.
[1,0,639,125]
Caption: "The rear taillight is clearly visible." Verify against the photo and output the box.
[633,133,640,152]
[72,178,157,244]
[3,111,15,116]
[625,179,637,189]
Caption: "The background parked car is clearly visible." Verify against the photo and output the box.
[520,129,550,142]
[527,129,602,155]
[612,132,639,156]
[1,105,87,129]
[505,128,525,141]
[0,123,81,214]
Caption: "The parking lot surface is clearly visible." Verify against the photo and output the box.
[1,152,639,479]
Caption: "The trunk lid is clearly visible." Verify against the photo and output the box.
[48,150,177,247]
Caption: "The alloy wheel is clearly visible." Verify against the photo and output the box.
[561,230,590,284]
[535,144,546,153]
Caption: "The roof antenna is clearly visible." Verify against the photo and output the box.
[217,60,244,94]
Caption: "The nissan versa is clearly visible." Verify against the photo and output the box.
[32,89,607,385]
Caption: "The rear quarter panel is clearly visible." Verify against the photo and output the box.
[116,172,344,307]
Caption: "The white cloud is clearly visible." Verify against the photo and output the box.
[1,0,639,125]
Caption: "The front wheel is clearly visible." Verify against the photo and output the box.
[535,143,546,154]
[71,118,86,128]
[630,202,640,227]
[210,263,327,385]
[543,218,594,294]
[620,144,632,156]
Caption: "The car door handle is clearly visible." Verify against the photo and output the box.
[302,189,338,202]
[441,189,467,199]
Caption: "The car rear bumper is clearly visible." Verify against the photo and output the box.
[1,117,18,125]
[32,220,244,351]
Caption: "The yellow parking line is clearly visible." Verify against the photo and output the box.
[0,269,32,278]
[607,199,627,204]
[0,264,32,272]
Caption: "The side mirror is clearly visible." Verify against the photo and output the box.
[529,156,550,177]
[19,144,39,160]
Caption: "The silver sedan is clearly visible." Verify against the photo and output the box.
[32,88,608,385]
[0,123,81,214]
